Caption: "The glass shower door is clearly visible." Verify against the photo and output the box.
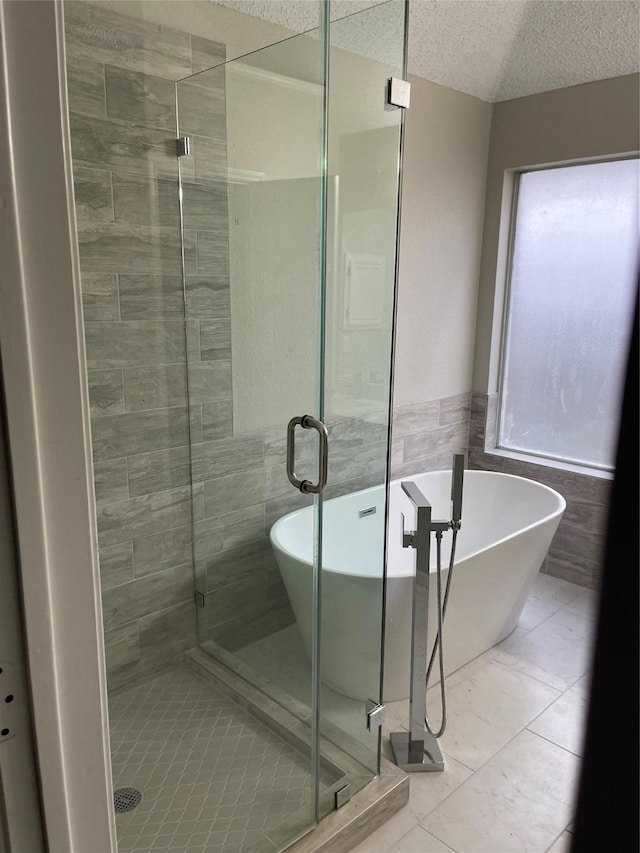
[177,0,408,839]
[177,24,327,847]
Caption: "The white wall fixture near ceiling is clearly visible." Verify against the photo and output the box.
[214,0,640,102]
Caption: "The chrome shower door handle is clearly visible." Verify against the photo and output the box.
[286,415,329,494]
[286,416,306,491]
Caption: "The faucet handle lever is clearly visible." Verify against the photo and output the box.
[401,512,416,549]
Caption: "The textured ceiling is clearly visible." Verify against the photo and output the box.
[214,0,640,102]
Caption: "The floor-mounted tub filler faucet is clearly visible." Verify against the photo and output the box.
[390,454,465,772]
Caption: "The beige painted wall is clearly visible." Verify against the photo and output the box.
[229,178,322,434]
[473,73,640,393]
[225,26,406,432]
[222,42,322,434]
[393,74,493,408]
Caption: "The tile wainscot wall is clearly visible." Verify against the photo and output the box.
[469,393,610,590]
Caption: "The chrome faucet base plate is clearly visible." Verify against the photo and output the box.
[389,730,444,773]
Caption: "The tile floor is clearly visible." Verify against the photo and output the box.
[107,571,595,853]
[108,667,337,853]
[353,572,597,853]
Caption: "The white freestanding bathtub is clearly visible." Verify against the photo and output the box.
[270,470,566,702]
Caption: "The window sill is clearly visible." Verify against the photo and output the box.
[484,446,615,481]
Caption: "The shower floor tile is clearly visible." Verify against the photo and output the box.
[108,665,319,853]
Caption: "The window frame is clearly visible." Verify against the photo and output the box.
[494,154,639,475]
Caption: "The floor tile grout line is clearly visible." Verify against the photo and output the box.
[417,815,459,852]
[526,674,588,730]
[523,725,584,760]
[544,826,573,853]
[517,596,593,638]
[388,822,451,853]
[480,653,568,696]
[519,587,590,632]
[520,598,576,633]
[491,647,591,694]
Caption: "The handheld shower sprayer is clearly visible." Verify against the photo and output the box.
[451,453,464,529]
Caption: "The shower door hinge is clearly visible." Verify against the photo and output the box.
[177,136,192,157]
[366,699,386,731]
[194,591,205,608]
[334,784,351,810]
[386,77,411,110]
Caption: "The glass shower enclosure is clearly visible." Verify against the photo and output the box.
[177,0,407,843]
[65,0,407,847]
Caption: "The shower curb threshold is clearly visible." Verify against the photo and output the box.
[185,648,409,852]
[285,768,409,853]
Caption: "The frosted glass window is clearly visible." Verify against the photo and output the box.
[499,158,639,470]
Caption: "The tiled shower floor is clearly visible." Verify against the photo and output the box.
[108,666,325,853]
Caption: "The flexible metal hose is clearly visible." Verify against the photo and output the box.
[424,526,459,738]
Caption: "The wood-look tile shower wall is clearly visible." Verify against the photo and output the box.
[66,1,233,691]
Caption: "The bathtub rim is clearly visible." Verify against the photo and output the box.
[269,470,566,579]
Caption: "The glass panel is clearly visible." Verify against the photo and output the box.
[178,0,407,840]
[318,0,407,810]
[499,158,639,469]
[64,1,192,698]
[63,3,196,849]
[177,24,327,849]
